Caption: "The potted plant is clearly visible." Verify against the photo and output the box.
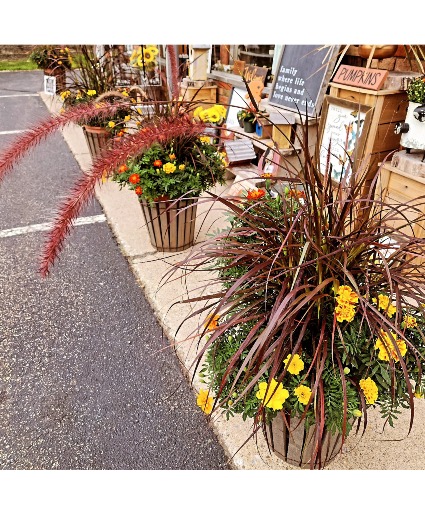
[238,108,257,133]
[0,45,228,274]
[59,45,135,159]
[29,45,73,93]
[193,104,228,142]
[167,120,425,469]
[111,134,227,251]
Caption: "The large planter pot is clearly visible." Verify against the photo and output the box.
[140,198,198,252]
[267,412,350,469]
[82,125,112,160]
[44,67,66,93]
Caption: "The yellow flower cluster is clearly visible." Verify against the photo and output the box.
[375,330,407,362]
[359,377,378,404]
[283,353,304,375]
[334,285,359,323]
[130,45,159,67]
[196,389,214,414]
[294,384,312,405]
[163,162,176,174]
[372,294,396,317]
[256,379,289,410]
[194,105,227,125]
[403,315,417,329]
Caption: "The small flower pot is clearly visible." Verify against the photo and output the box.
[243,119,256,133]
[237,118,244,128]
[82,125,112,160]
[139,198,198,252]
[267,412,352,469]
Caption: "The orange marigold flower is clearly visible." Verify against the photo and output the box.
[118,164,128,173]
[204,313,220,331]
[169,153,176,161]
[247,189,266,200]
[129,173,140,184]
[134,186,143,196]
[153,160,162,167]
[261,172,273,178]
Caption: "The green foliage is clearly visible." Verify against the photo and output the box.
[0,59,38,71]
[407,76,425,103]
[29,46,73,70]
[112,137,227,203]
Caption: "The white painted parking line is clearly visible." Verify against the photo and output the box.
[0,129,27,135]
[0,214,107,239]
[0,94,39,98]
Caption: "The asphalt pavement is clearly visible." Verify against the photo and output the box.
[0,70,230,470]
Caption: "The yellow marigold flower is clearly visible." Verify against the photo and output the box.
[199,136,211,143]
[294,384,311,405]
[124,115,131,122]
[256,379,289,411]
[121,91,129,97]
[283,353,305,375]
[196,389,214,414]
[403,315,418,329]
[387,304,396,318]
[163,162,176,174]
[414,389,424,399]
[60,90,70,99]
[108,121,116,128]
[179,164,185,171]
[376,294,396,316]
[145,45,159,56]
[335,302,356,323]
[336,285,359,305]
[204,313,220,331]
[206,108,221,123]
[193,106,204,119]
[372,297,377,304]
[375,331,407,362]
[359,377,378,404]
[87,89,97,96]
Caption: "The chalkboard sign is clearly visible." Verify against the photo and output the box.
[269,45,339,117]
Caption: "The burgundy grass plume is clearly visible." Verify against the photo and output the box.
[0,101,130,183]
[40,115,205,276]
[167,45,180,101]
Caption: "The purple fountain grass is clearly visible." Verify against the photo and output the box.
[0,89,207,276]
[0,100,129,182]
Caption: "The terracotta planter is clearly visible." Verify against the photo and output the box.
[358,45,398,60]
[140,198,198,252]
[44,67,66,93]
[267,412,351,469]
[82,125,112,160]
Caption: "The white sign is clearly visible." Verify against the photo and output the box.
[44,75,56,95]
[320,102,367,182]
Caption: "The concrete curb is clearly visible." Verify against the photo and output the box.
[38,91,425,470]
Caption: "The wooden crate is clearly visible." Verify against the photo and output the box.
[180,84,217,104]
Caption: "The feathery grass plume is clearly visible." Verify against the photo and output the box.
[39,115,204,276]
[167,45,180,101]
[165,111,425,468]
[0,100,129,182]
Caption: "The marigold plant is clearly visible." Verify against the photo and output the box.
[166,117,425,469]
